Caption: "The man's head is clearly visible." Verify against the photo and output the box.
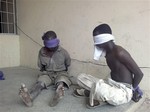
[42,31,59,51]
[92,24,114,60]
[42,31,57,40]
[93,24,112,36]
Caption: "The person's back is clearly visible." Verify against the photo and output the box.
[106,45,137,86]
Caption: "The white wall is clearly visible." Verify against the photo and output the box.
[0,35,20,68]
[17,0,150,90]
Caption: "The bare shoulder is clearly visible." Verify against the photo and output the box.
[115,45,131,59]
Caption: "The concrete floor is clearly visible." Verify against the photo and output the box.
[134,91,150,112]
[0,67,149,112]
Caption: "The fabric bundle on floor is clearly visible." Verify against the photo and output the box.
[0,71,5,80]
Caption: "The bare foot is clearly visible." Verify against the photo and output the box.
[19,83,33,107]
[49,84,64,107]
[56,83,65,96]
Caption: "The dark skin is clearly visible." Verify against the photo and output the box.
[86,40,143,106]
[96,40,143,88]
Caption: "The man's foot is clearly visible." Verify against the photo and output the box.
[73,89,90,98]
[19,83,33,107]
[86,99,107,109]
[49,84,64,107]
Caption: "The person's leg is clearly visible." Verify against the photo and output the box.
[49,72,71,107]
[49,81,65,107]
[77,73,99,90]
[73,89,90,97]
[29,81,45,100]
[19,75,52,107]
[73,73,99,97]
[86,98,107,109]
[88,79,132,106]
[85,80,108,108]
[19,81,45,107]
[19,83,33,107]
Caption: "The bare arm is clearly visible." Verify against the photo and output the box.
[118,50,143,88]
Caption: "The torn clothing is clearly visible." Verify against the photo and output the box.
[77,73,133,106]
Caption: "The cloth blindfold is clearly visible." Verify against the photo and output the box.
[44,38,60,48]
[93,34,115,60]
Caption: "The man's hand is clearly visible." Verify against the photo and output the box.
[132,86,143,102]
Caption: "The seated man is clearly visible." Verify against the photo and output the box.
[19,31,71,107]
[73,24,143,108]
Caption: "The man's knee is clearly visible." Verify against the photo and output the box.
[37,75,52,87]
[55,76,71,88]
